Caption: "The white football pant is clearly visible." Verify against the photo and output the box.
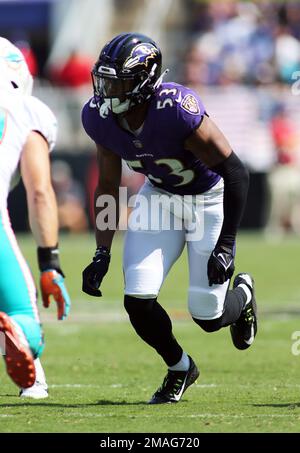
[123,179,229,320]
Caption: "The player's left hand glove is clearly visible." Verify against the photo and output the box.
[207,245,235,286]
[38,246,71,320]
[82,246,111,297]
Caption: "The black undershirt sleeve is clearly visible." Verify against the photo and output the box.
[210,151,249,250]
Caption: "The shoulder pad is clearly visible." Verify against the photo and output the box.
[23,96,57,152]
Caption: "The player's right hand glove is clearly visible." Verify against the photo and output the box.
[82,246,111,297]
[207,245,235,286]
[40,270,71,320]
[37,246,71,320]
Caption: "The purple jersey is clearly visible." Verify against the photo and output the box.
[82,82,220,195]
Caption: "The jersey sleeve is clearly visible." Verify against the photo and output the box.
[82,99,104,145]
[155,83,206,141]
[23,96,57,152]
[175,86,206,138]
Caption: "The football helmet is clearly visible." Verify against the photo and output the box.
[92,33,167,115]
[0,37,33,95]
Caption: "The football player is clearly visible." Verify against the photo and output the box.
[0,37,70,398]
[82,33,257,404]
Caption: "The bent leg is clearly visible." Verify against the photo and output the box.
[0,209,44,358]
[124,296,183,366]
[192,288,246,332]
[186,181,246,330]
[123,183,186,366]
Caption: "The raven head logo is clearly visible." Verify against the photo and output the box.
[123,44,158,70]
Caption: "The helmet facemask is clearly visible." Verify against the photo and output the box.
[92,63,161,115]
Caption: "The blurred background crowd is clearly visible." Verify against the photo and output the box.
[2,0,300,235]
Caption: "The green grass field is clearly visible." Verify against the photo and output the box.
[1,232,300,433]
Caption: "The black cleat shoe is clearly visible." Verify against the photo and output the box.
[148,356,200,404]
[230,273,257,350]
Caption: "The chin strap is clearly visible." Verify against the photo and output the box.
[140,65,170,92]
[140,63,158,91]
[153,68,169,90]
[129,66,170,107]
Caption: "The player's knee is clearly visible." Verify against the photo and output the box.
[188,287,225,322]
[33,336,45,359]
[192,316,223,333]
[10,314,44,358]
[124,295,156,317]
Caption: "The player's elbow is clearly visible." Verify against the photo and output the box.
[29,184,54,206]
[213,151,250,189]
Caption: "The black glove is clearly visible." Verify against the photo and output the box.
[82,246,111,297]
[207,245,235,286]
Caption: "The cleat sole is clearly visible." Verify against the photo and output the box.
[0,312,36,388]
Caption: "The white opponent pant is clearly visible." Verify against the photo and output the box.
[123,179,229,320]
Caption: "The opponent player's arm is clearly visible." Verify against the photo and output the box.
[94,143,122,250]
[21,131,58,247]
[20,130,70,319]
[185,115,249,285]
[82,144,122,297]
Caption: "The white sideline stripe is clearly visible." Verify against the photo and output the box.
[49,384,124,388]
[39,302,300,324]
[49,384,102,388]
[49,383,212,389]
[48,383,300,390]
[0,414,14,418]
[40,312,128,324]
[58,297,300,310]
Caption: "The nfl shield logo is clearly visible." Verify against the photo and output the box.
[133,139,143,148]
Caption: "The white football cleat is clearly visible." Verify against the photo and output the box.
[20,382,48,399]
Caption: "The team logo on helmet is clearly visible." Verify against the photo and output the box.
[0,39,24,70]
[181,94,200,115]
[123,43,158,70]
[1,51,23,68]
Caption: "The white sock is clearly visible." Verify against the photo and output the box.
[238,284,252,305]
[34,358,47,387]
[168,352,190,372]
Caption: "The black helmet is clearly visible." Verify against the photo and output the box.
[92,32,166,115]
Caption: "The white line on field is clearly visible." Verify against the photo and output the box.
[49,384,125,389]
[0,414,13,418]
[48,383,300,391]
[40,312,128,324]
[48,383,217,389]
[39,303,300,324]
[49,384,102,388]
